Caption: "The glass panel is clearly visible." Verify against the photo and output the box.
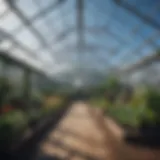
[0,12,23,32]
[0,39,13,50]
[16,0,39,18]
[0,0,9,16]
[14,29,40,51]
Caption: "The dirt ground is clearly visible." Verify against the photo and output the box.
[34,101,160,160]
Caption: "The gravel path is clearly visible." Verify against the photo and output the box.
[34,101,160,160]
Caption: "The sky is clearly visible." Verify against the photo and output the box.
[0,0,160,84]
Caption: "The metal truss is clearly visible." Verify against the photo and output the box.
[0,0,160,84]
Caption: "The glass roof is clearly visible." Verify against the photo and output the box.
[0,0,160,84]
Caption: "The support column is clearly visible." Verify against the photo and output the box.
[23,69,31,105]
[76,0,85,83]
[1,60,7,79]
[77,0,84,53]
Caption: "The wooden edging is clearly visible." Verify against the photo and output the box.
[11,115,53,151]
[10,100,72,153]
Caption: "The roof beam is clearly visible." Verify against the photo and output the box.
[6,0,63,64]
[114,0,160,31]
[0,28,38,59]
[77,0,85,52]
[121,53,160,73]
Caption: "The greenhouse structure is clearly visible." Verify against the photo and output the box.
[0,0,160,160]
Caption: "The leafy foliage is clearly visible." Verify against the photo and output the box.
[107,106,142,126]
[0,110,28,146]
[90,76,160,127]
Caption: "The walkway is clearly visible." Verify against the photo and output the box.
[34,102,160,160]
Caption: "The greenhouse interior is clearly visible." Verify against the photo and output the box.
[1,0,160,160]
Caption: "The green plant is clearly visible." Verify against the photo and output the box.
[0,110,28,147]
[129,88,146,107]
[27,108,42,123]
[107,105,145,127]
[90,97,109,110]
[143,88,160,123]
[128,88,160,125]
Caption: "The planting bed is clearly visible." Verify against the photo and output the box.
[0,96,72,160]
[90,98,160,148]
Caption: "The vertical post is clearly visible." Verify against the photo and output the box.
[23,68,31,105]
[0,58,3,78]
[76,0,84,82]
[77,0,84,52]
[1,60,7,79]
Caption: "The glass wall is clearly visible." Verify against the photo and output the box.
[6,63,24,96]
[31,72,41,97]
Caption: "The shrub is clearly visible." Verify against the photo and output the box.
[143,88,160,124]
[107,105,144,127]
[90,98,109,110]
[129,88,146,107]
[128,88,160,125]
[0,110,28,147]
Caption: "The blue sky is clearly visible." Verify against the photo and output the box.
[0,0,160,82]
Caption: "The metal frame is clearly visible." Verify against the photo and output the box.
[0,0,160,84]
